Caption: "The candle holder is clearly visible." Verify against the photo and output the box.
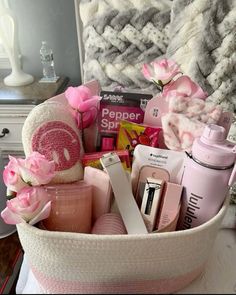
[0,7,34,87]
[41,182,92,233]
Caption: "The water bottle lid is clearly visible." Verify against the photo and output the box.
[192,124,236,168]
[201,124,225,144]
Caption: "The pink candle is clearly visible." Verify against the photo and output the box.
[41,181,92,233]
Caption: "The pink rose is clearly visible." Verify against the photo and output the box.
[3,153,55,192]
[65,85,101,128]
[142,58,181,85]
[18,152,55,186]
[3,156,28,193]
[1,186,51,225]
[163,75,208,100]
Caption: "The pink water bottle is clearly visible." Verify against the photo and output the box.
[178,124,236,230]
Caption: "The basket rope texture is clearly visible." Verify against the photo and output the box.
[16,196,229,294]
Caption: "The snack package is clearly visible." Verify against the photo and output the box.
[116,120,166,156]
[97,90,153,150]
[82,149,131,172]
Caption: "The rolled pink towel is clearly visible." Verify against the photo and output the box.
[91,213,127,235]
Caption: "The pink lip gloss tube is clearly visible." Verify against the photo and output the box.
[156,182,183,232]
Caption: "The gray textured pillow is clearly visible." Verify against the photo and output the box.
[79,0,172,92]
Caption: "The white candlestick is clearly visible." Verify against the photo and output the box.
[0,7,34,86]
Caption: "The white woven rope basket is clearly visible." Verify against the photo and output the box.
[16,195,229,294]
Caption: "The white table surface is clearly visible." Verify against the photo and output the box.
[15,227,236,294]
[176,228,236,294]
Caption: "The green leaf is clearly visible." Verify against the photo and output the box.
[152,79,162,92]
[6,194,16,200]
[157,80,163,87]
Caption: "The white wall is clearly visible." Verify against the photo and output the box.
[7,0,82,86]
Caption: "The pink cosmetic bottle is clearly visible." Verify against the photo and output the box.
[178,124,236,230]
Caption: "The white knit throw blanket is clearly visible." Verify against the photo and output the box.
[79,0,236,113]
[167,0,236,113]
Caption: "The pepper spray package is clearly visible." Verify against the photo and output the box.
[97,90,153,150]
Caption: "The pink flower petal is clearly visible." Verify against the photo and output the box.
[77,96,100,113]
[29,201,52,225]
[142,63,153,81]
[163,76,208,99]
[65,85,94,110]
[76,85,92,101]
[1,207,24,225]
[142,58,181,84]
